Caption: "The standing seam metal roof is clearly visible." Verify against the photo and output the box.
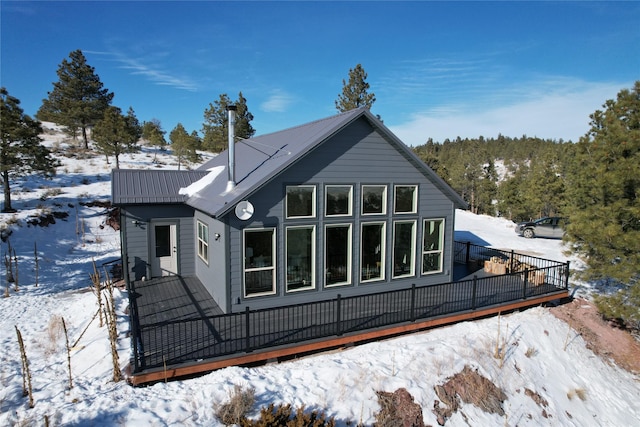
[111,169,209,205]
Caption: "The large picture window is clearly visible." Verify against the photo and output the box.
[361,222,385,282]
[422,219,444,274]
[197,220,209,264]
[394,185,417,214]
[286,185,316,218]
[286,226,315,292]
[361,185,387,215]
[325,224,352,287]
[243,228,276,297]
[325,185,352,217]
[393,221,416,278]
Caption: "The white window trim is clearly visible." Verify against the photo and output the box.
[243,228,277,298]
[325,185,353,217]
[324,223,352,287]
[197,220,209,264]
[392,220,416,279]
[285,225,316,292]
[286,185,316,219]
[360,221,386,283]
[361,185,387,216]
[422,218,444,275]
[394,185,418,214]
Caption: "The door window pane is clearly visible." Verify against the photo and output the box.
[286,226,315,291]
[393,221,415,278]
[361,222,385,282]
[325,225,351,286]
[155,225,170,257]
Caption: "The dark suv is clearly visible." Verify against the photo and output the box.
[515,217,567,239]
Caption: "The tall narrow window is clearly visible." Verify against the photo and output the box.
[244,228,276,297]
[325,224,352,287]
[197,220,209,264]
[325,185,352,216]
[393,221,415,278]
[286,226,315,292]
[422,219,444,274]
[361,222,385,282]
[286,185,315,218]
[394,185,417,214]
[361,185,387,215]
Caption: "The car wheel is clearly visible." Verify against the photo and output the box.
[523,228,534,238]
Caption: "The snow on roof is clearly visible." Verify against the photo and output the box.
[178,165,225,197]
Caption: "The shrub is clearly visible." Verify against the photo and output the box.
[215,385,255,425]
[240,403,336,427]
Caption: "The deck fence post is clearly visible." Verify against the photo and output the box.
[522,268,529,299]
[410,284,416,321]
[336,294,342,336]
[472,275,477,310]
[564,261,571,289]
[465,241,471,264]
[245,306,252,353]
[510,250,515,273]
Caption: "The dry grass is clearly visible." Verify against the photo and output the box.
[43,315,64,356]
[567,388,587,401]
[214,384,256,425]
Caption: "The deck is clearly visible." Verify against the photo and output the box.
[127,254,569,385]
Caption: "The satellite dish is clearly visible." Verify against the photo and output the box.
[235,200,254,221]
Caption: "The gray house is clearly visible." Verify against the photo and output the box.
[112,107,467,313]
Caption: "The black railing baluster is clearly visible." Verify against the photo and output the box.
[336,294,342,336]
[245,306,251,353]
[522,268,529,299]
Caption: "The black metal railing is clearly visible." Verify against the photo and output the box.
[131,243,569,373]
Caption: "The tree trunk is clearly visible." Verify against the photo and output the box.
[82,126,89,150]
[2,170,14,212]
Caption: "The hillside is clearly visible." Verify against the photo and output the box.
[0,125,638,426]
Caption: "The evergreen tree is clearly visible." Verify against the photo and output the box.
[335,64,376,112]
[1,88,57,212]
[202,92,255,152]
[92,106,140,169]
[142,119,167,162]
[565,82,640,287]
[37,50,114,149]
[170,123,200,169]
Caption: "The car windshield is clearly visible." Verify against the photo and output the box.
[536,218,552,225]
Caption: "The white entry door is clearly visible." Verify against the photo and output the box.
[151,222,178,277]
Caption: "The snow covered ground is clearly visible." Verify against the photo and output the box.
[0,125,638,426]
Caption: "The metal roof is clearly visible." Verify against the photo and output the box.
[111,169,209,205]
[111,108,467,212]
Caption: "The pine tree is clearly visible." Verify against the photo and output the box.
[92,106,140,169]
[565,81,640,284]
[1,88,58,212]
[170,123,200,169]
[142,119,167,162]
[335,64,376,112]
[37,50,114,149]
[202,92,255,152]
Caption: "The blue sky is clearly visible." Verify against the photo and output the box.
[2,1,638,146]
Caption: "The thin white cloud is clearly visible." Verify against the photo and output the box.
[260,90,295,113]
[87,48,199,92]
[389,80,628,146]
